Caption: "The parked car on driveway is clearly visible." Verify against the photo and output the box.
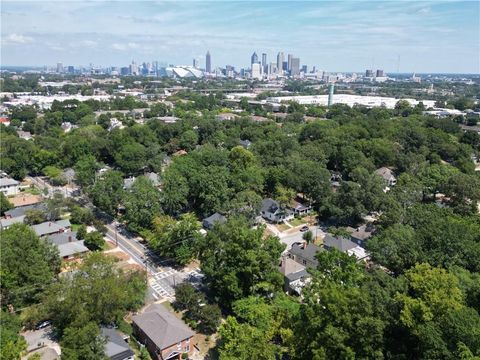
[300,225,309,232]
[36,321,51,330]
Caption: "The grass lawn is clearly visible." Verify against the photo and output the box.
[276,223,290,232]
[290,218,306,227]
[71,223,82,231]
[22,187,41,195]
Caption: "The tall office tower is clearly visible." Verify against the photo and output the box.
[56,62,64,73]
[269,63,277,75]
[206,51,212,73]
[282,61,288,71]
[251,63,262,79]
[262,53,267,67]
[67,66,75,74]
[301,65,307,73]
[193,58,198,68]
[290,57,300,76]
[251,52,259,65]
[365,69,373,77]
[277,52,284,71]
[376,69,384,77]
[312,66,316,73]
[287,54,293,71]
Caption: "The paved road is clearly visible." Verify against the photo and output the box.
[279,225,325,252]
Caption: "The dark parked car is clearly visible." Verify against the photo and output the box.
[300,225,309,232]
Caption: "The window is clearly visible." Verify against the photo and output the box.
[302,260,307,265]
[185,345,190,352]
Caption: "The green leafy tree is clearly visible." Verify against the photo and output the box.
[83,231,105,251]
[174,283,202,311]
[197,304,222,335]
[60,322,108,360]
[24,209,47,225]
[0,311,27,360]
[88,171,124,216]
[0,192,13,216]
[74,155,98,188]
[123,176,162,232]
[77,224,87,240]
[149,213,201,265]
[1,224,60,308]
[114,143,147,175]
[43,253,147,336]
[198,217,285,308]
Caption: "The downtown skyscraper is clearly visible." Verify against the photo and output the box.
[205,51,211,73]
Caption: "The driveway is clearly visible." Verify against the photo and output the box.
[279,225,325,252]
[21,326,61,359]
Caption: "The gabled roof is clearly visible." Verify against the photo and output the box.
[323,234,357,252]
[0,215,25,229]
[374,167,395,180]
[101,327,134,360]
[58,240,89,258]
[5,203,46,218]
[132,304,194,350]
[261,198,280,214]
[47,231,77,246]
[203,212,227,226]
[0,178,19,187]
[8,194,43,208]
[289,243,321,266]
[32,219,71,237]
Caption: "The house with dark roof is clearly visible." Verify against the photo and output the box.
[261,198,293,223]
[0,215,26,230]
[4,203,47,219]
[132,303,195,360]
[288,242,322,268]
[279,256,311,295]
[348,223,375,246]
[101,327,134,360]
[202,212,227,230]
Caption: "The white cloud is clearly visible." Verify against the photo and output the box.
[2,33,33,44]
[79,40,98,48]
[111,42,141,51]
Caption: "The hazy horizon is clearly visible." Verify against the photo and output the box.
[1,0,479,74]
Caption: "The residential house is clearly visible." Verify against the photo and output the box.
[374,167,397,189]
[145,172,160,187]
[323,234,368,261]
[172,150,187,157]
[239,139,252,149]
[0,177,20,196]
[17,130,33,140]
[216,113,238,121]
[0,116,10,126]
[261,198,294,223]
[123,177,136,190]
[288,242,322,268]
[157,116,179,123]
[202,212,227,230]
[0,215,26,230]
[32,219,71,238]
[132,303,195,360]
[348,223,375,247]
[101,327,135,360]
[289,199,312,216]
[47,231,89,260]
[279,256,311,295]
[4,203,47,219]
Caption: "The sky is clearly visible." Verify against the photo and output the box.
[1,0,479,73]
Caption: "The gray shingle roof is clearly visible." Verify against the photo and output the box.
[323,235,357,252]
[101,327,134,360]
[203,212,227,227]
[286,268,310,282]
[0,178,19,187]
[4,203,46,218]
[132,304,194,350]
[32,220,71,237]
[57,240,89,258]
[47,231,77,246]
[261,198,280,214]
[289,243,321,266]
[0,215,25,229]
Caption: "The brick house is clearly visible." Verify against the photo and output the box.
[132,304,195,360]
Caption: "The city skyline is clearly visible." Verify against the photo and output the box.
[1,1,479,73]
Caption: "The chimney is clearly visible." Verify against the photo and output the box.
[68,235,72,242]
